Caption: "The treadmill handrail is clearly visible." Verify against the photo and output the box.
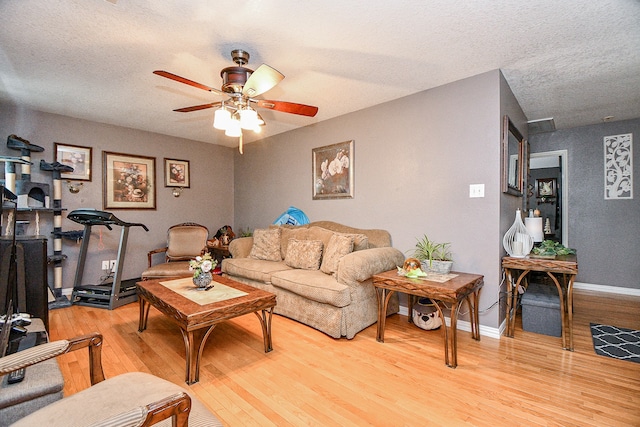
[67,209,149,231]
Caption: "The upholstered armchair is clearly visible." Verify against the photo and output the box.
[141,223,209,280]
[0,332,222,426]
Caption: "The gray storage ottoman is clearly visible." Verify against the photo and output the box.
[521,283,562,337]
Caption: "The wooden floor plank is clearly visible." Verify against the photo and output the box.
[47,289,640,426]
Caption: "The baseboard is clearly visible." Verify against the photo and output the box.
[573,281,640,296]
[397,282,638,340]
[398,306,502,339]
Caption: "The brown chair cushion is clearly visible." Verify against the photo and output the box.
[141,261,192,280]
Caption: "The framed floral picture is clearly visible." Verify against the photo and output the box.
[312,140,354,200]
[55,143,92,181]
[164,158,190,188]
[103,151,156,209]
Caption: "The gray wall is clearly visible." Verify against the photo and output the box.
[234,70,521,330]
[530,118,639,289]
[0,101,235,290]
[498,72,529,325]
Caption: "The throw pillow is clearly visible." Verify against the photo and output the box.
[320,233,354,275]
[249,228,282,261]
[284,239,324,270]
[279,226,309,259]
[335,232,369,251]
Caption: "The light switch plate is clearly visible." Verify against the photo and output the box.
[469,184,485,198]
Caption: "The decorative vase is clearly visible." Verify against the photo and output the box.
[429,260,453,274]
[192,271,213,289]
[503,209,534,257]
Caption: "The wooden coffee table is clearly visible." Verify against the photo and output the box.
[137,275,276,384]
[373,269,483,368]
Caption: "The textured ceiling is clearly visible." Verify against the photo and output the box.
[1,1,639,148]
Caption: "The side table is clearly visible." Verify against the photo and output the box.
[207,244,231,266]
[502,254,578,351]
[372,270,484,368]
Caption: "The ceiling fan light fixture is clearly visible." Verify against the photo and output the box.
[225,115,242,137]
[239,107,258,130]
[213,106,231,130]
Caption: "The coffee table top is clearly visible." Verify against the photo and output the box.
[137,275,276,331]
[372,269,484,303]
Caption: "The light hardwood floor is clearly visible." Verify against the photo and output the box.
[49,289,640,426]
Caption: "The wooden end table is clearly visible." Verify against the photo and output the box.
[207,243,231,265]
[137,275,276,384]
[372,270,484,368]
[502,254,578,351]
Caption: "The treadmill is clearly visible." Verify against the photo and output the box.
[68,209,148,310]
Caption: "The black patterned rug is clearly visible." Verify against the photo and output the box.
[590,323,640,363]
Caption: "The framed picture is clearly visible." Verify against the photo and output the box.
[312,140,354,200]
[164,158,190,188]
[103,151,156,209]
[54,143,92,181]
[501,115,525,197]
[536,177,556,198]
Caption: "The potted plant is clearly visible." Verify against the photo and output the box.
[530,240,575,259]
[411,235,454,274]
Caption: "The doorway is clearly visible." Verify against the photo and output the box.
[527,150,568,246]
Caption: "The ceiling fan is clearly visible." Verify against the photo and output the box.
[154,49,318,153]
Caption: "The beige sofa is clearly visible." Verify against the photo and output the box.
[222,221,405,339]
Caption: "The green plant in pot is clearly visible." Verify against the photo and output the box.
[411,235,453,274]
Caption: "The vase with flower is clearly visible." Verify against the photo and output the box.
[189,252,217,289]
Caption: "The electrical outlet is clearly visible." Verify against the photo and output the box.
[469,183,485,198]
[101,260,110,270]
[109,260,117,272]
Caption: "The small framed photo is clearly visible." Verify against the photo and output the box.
[55,143,92,181]
[536,178,556,198]
[312,140,354,200]
[103,151,156,210]
[164,158,190,188]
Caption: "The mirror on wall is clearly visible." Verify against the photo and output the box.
[527,150,568,246]
[501,115,525,196]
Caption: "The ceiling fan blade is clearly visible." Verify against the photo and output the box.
[256,100,318,117]
[153,70,225,96]
[242,64,284,97]
[173,102,221,113]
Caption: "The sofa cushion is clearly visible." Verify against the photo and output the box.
[250,228,282,261]
[305,226,335,250]
[337,232,369,251]
[279,226,309,259]
[284,239,324,270]
[222,258,291,283]
[307,221,391,248]
[271,269,351,307]
[320,233,354,275]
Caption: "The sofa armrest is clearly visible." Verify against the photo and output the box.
[0,332,105,385]
[228,236,254,258]
[336,247,405,285]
